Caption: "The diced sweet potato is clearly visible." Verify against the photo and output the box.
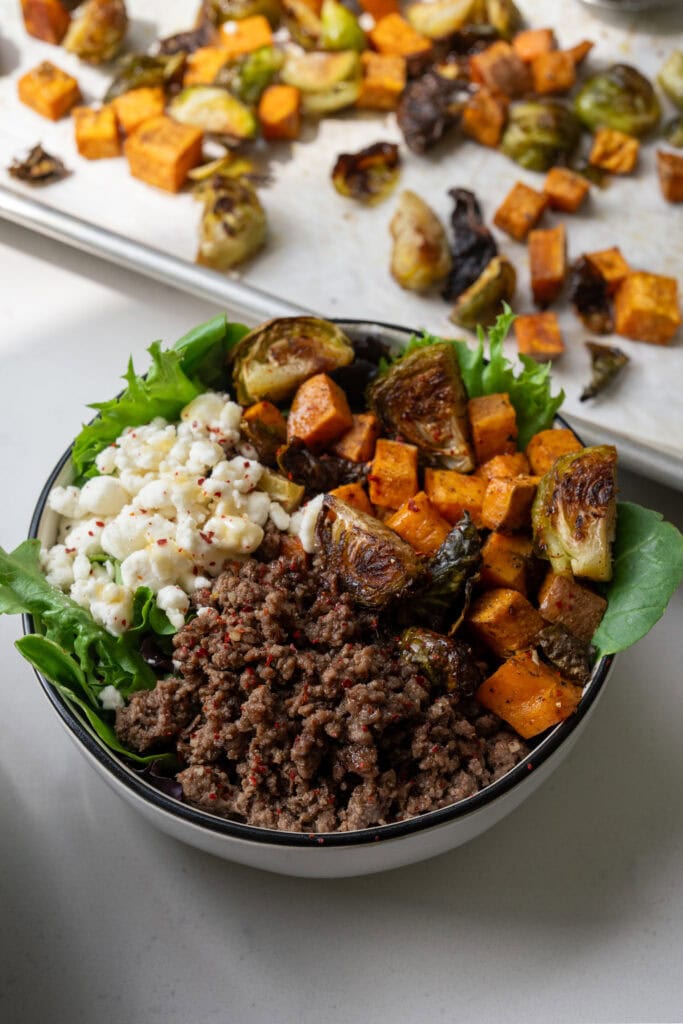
[184,46,230,86]
[386,491,452,555]
[589,127,639,175]
[112,87,166,135]
[368,439,418,509]
[476,650,583,739]
[566,39,594,65]
[531,50,575,95]
[330,413,380,462]
[287,373,353,450]
[493,181,548,242]
[656,150,683,203]
[73,105,121,160]
[219,15,273,58]
[242,400,287,439]
[585,247,630,294]
[512,28,556,64]
[258,84,301,140]
[470,41,531,98]
[359,0,399,19]
[480,533,534,594]
[538,571,607,641]
[124,115,203,192]
[356,51,406,111]
[543,166,590,213]
[475,452,530,480]
[514,311,565,361]
[461,87,508,148]
[329,482,375,516]
[529,224,567,306]
[614,272,681,345]
[468,588,545,659]
[467,393,518,465]
[481,474,539,533]
[368,13,432,57]
[526,428,582,476]
[424,468,487,527]
[20,0,70,44]
[18,61,81,121]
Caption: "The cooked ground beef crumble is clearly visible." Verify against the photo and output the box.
[116,543,528,832]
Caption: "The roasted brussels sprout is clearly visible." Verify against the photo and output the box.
[8,144,69,185]
[532,445,617,582]
[281,0,323,49]
[257,469,305,512]
[281,50,361,115]
[321,0,365,51]
[575,64,661,137]
[664,115,683,148]
[410,514,481,631]
[400,628,482,696]
[157,22,217,55]
[406,0,475,41]
[569,257,613,334]
[442,187,498,303]
[658,51,683,112]
[580,342,629,402]
[397,69,469,154]
[169,86,257,140]
[389,190,452,292]
[63,0,128,63]
[214,46,284,105]
[196,176,267,271]
[240,415,286,466]
[317,495,422,608]
[104,52,185,101]
[370,343,474,472]
[450,256,516,329]
[331,142,400,204]
[198,0,281,27]
[481,0,521,41]
[232,317,355,404]
[189,153,260,183]
[501,99,582,171]
[536,624,594,687]
[277,439,365,495]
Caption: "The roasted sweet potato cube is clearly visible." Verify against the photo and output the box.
[525,428,582,476]
[538,571,607,641]
[480,533,534,594]
[386,491,452,555]
[481,475,538,532]
[359,0,399,18]
[242,400,287,439]
[73,105,121,160]
[462,87,508,148]
[514,311,565,361]
[219,15,273,58]
[356,52,406,111]
[368,439,419,509]
[475,452,530,480]
[476,651,583,739]
[614,272,681,345]
[566,39,594,65]
[493,181,548,242]
[585,247,630,294]
[467,393,518,465]
[329,482,375,516]
[424,468,487,527]
[368,14,431,57]
[470,41,531,98]
[21,0,70,43]
[529,224,567,306]
[258,84,301,140]
[184,46,230,86]
[112,87,166,135]
[468,588,545,659]
[531,50,575,95]
[124,115,203,192]
[589,127,639,174]
[18,61,81,121]
[512,28,556,64]
[330,413,380,462]
[543,166,590,213]
[287,373,353,451]
[656,150,683,203]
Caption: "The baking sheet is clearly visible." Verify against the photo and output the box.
[1,0,682,486]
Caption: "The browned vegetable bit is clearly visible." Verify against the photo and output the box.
[450,256,516,329]
[63,0,128,64]
[536,623,595,687]
[157,22,217,55]
[569,256,613,334]
[396,69,469,154]
[331,142,400,204]
[389,190,452,292]
[442,188,498,303]
[580,342,629,402]
[656,150,683,203]
[8,143,70,185]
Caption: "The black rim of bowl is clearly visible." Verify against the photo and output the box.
[23,318,614,850]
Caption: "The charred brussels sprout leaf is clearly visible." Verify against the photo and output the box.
[407,0,475,40]
[215,46,284,105]
[580,342,629,402]
[258,469,305,512]
[241,419,286,467]
[450,256,516,329]
[370,343,474,471]
[502,100,582,172]
[389,190,452,292]
[321,0,366,51]
[397,70,469,154]
[281,50,361,114]
[331,142,400,204]
[410,514,481,632]
[317,496,422,608]
[658,51,683,112]
[104,53,186,101]
[64,0,128,64]
[575,64,661,137]
[532,445,618,582]
[232,317,355,404]
[537,624,595,687]
[8,144,69,185]
[157,22,217,55]
[400,628,482,696]
[169,86,257,140]
[277,440,365,495]
[443,188,498,303]
[195,176,266,271]
[569,257,613,334]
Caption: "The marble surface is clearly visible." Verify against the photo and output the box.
[0,222,682,1024]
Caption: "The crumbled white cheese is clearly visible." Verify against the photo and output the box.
[100,685,124,710]
[156,585,191,630]
[290,493,325,554]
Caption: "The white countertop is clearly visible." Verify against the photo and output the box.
[1,221,681,1024]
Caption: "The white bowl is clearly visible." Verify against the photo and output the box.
[24,320,614,878]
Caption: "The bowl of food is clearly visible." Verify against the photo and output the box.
[2,313,681,878]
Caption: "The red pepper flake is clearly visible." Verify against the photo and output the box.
[156,538,168,546]
[214,492,222,498]
[121,619,127,628]
[65,548,75,554]
[197,477,205,485]
[208,793,216,800]
[196,647,207,658]
[407,500,419,513]
[341,678,353,689]
[95,521,105,528]
[265,654,274,667]
[527,763,534,771]
[87,531,94,537]
[431,745,439,753]
[243,461,251,468]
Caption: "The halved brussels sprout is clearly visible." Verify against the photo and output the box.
[400,627,482,696]
[277,440,366,495]
[406,0,475,41]
[658,51,683,112]
[580,342,629,402]
[501,99,582,171]
[258,469,305,512]
[232,317,355,404]
[397,70,469,154]
[199,0,282,27]
[282,50,361,115]
[196,177,267,271]
[481,0,521,40]
[331,142,400,204]
[370,343,474,471]
[169,86,257,140]
[8,144,69,186]
[532,445,617,582]
[188,154,259,182]
[317,496,422,608]
[410,513,481,632]
[450,256,516,329]
[281,0,323,49]
[104,53,186,101]
[63,0,128,64]
[214,46,284,105]
[569,257,613,334]
[390,190,452,292]
[240,412,286,466]
[575,64,661,137]
[321,0,365,51]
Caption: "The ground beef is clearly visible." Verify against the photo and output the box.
[116,547,528,832]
